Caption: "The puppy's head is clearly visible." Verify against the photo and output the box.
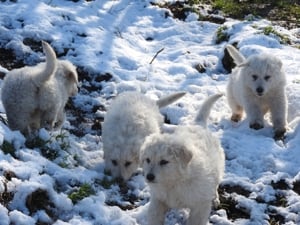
[104,145,140,181]
[57,61,79,97]
[239,54,285,97]
[140,133,193,185]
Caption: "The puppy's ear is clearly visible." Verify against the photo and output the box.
[172,145,193,167]
[66,71,78,82]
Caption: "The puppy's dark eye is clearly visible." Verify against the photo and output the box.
[146,158,150,163]
[111,160,118,166]
[124,161,132,167]
[160,160,169,166]
[264,75,270,81]
[252,75,258,81]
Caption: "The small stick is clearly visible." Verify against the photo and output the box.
[149,48,164,64]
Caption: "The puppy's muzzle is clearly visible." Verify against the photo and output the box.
[146,173,155,182]
[256,87,264,96]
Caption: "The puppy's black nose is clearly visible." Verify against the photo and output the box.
[256,87,264,95]
[146,173,155,182]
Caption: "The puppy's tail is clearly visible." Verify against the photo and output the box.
[156,91,186,108]
[195,93,223,127]
[32,41,57,86]
[226,44,246,65]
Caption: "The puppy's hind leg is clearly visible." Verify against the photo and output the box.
[40,106,60,131]
[6,111,32,136]
[54,109,66,130]
[29,109,41,131]
[146,198,168,225]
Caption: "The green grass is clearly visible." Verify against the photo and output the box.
[68,183,95,204]
[154,0,300,30]
[213,0,248,18]
[193,0,300,23]
[96,177,115,189]
[261,26,290,44]
[215,25,229,44]
[1,140,16,157]
[25,131,71,161]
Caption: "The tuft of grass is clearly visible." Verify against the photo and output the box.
[58,161,69,168]
[25,131,71,161]
[262,26,290,44]
[95,174,123,189]
[1,140,16,157]
[25,136,49,149]
[215,25,229,44]
[54,131,70,151]
[68,183,95,204]
[96,177,115,189]
[25,136,59,160]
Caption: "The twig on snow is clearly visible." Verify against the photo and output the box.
[149,48,164,64]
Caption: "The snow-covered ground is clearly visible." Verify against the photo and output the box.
[0,0,300,224]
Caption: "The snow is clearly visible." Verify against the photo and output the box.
[0,0,300,224]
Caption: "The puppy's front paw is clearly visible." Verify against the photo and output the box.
[274,128,286,141]
[231,114,242,122]
[250,122,264,130]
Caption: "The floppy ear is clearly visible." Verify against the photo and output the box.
[66,71,77,82]
[172,145,193,167]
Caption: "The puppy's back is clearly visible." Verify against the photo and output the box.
[102,92,164,151]
[103,92,163,127]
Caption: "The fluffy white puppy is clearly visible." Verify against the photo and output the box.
[38,57,78,131]
[1,41,78,136]
[226,44,287,140]
[140,94,225,225]
[102,91,186,181]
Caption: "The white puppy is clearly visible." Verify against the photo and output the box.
[140,94,225,225]
[102,91,186,181]
[226,45,287,140]
[1,41,78,136]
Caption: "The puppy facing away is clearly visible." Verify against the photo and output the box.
[1,41,78,136]
[102,91,186,181]
[38,55,78,131]
[225,44,287,140]
[140,94,225,225]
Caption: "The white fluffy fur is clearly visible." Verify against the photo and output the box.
[226,44,287,139]
[1,41,78,136]
[140,94,225,225]
[102,91,185,181]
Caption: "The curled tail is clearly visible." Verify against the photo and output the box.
[195,93,223,127]
[226,45,246,65]
[32,41,57,86]
[156,91,186,108]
